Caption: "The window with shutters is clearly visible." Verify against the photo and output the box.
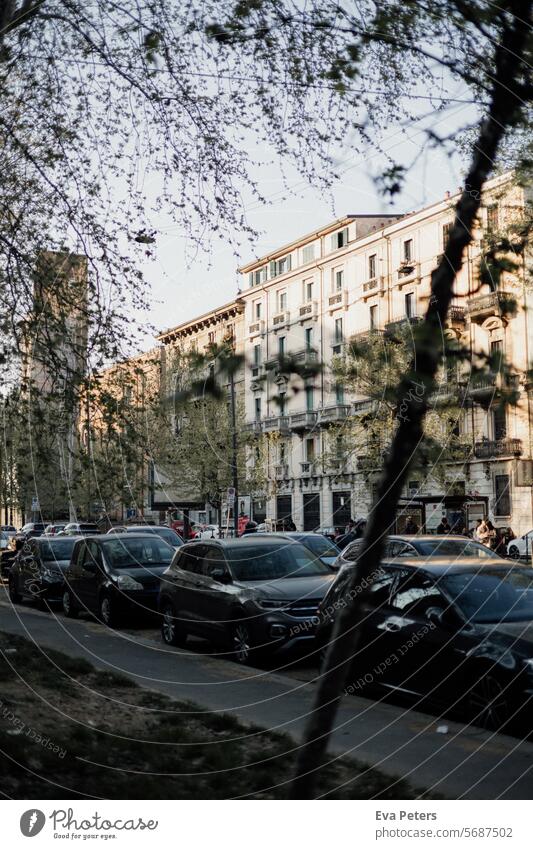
[270,254,292,278]
[248,266,267,287]
[369,304,377,329]
[442,222,452,248]
[253,344,261,366]
[303,279,314,302]
[403,238,413,262]
[278,336,285,356]
[253,300,262,320]
[368,253,377,280]
[302,244,315,264]
[405,292,414,318]
[254,397,262,421]
[330,228,349,251]
[277,290,288,312]
[335,383,345,404]
[493,406,507,440]
[305,327,313,350]
[305,437,315,461]
[334,318,343,343]
[305,385,314,411]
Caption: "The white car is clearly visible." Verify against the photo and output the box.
[507,531,533,559]
[196,524,220,539]
[0,531,8,550]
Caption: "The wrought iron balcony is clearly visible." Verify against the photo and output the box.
[447,305,466,326]
[467,291,514,323]
[473,438,523,459]
[292,347,319,363]
[385,315,423,334]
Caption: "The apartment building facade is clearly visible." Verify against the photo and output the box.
[238,173,533,535]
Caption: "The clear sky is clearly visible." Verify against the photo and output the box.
[138,95,475,348]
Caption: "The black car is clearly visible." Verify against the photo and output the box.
[62,533,174,626]
[335,534,502,569]
[260,532,340,568]
[159,537,336,663]
[316,558,533,730]
[8,536,82,605]
[107,525,183,548]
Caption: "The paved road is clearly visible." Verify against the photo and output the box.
[2,593,533,799]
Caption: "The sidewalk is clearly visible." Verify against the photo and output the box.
[2,597,533,799]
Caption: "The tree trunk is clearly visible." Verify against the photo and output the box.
[291,0,533,799]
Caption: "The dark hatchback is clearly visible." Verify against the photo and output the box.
[316,559,533,731]
[261,532,340,568]
[159,537,337,663]
[8,536,81,604]
[62,533,174,626]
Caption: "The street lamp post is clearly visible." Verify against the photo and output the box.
[229,369,239,538]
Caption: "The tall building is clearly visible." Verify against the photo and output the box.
[238,173,533,534]
[18,251,89,520]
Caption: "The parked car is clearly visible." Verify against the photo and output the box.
[316,559,533,730]
[8,536,81,605]
[17,522,48,540]
[1,524,17,539]
[0,531,8,551]
[335,534,502,569]
[62,533,175,626]
[508,531,533,560]
[259,532,340,568]
[62,522,100,536]
[43,523,67,536]
[195,524,221,539]
[106,524,183,548]
[158,537,337,663]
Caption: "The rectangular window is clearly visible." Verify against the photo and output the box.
[369,304,377,330]
[207,331,215,345]
[334,318,343,343]
[335,383,345,404]
[403,239,413,262]
[305,437,315,461]
[442,222,452,248]
[270,255,292,278]
[278,336,285,356]
[334,269,344,291]
[254,397,262,421]
[305,327,313,350]
[405,292,414,318]
[487,204,499,232]
[254,300,262,320]
[249,267,266,287]
[305,385,314,411]
[304,279,314,302]
[368,254,377,280]
[253,344,261,366]
[494,474,511,516]
[330,227,349,251]
[279,392,286,415]
[279,441,286,462]
[493,406,507,440]
[277,290,287,312]
[302,244,315,264]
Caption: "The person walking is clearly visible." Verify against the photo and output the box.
[478,519,496,549]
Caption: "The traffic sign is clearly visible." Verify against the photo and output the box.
[226,487,236,504]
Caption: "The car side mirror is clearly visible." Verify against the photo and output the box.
[426,606,459,629]
[211,568,231,584]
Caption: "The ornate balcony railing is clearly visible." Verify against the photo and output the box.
[290,411,318,431]
[473,438,523,459]
[274,463,289,479]
[318,404,352,424]
[263,415,290,434]
[467,291,514,322]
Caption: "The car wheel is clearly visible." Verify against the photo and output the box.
[161,602,188,647]
[62,589,78,618]
[467,672,513,730]
[8,575,21,604]
[228,621,254,664]
[99,594,120,628]
[509,545,521,560]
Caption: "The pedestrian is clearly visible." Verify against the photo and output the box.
[335,518,365,550]
[478,519,496,549]
[404,515,419,535]
[494,528,507,557]
[503,526,516,546]
[437,516,450,534]
[286,517,296,531]
[241,520,257,536]
[473,519,483,541]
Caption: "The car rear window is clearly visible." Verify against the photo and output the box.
[226,542,331,581]
[101,537,173,568]
[39,539,77,561]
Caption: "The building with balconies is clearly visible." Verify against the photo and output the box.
[236,172,533,534]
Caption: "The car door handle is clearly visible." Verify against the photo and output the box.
[384,621,401,632]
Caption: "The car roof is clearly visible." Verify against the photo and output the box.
[95,532,168,541]
[379,556,513,575]
[125,525,174,532]
[182,536,302,548]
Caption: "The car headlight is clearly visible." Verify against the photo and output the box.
[523,658,533,674]
[117,575,144,591]
[257,599,287,610]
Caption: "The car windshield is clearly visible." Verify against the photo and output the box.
[227,542,332,581]
[139,527,182,545]
[441,568,533,623]
[39,539,77,561]
[101,537,174,569]
[417,539,500,559]
[299,535,339,558]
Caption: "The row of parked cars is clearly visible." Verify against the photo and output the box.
[5,528,533,731]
